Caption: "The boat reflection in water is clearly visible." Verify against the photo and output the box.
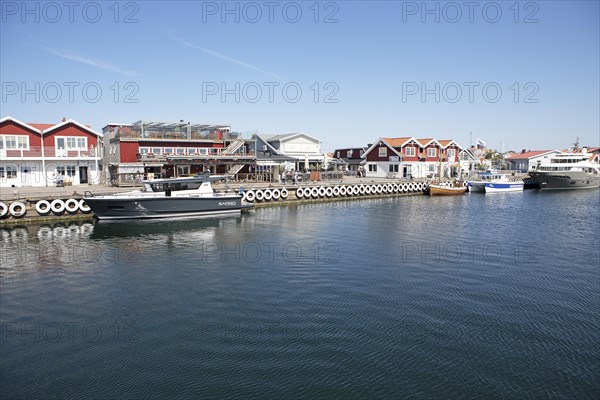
[89,213,242,240]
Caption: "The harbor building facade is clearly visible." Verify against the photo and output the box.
[332,147,367,173]
[102,120,253,186]
[505,150,561,172]
[0,116,102,188]
[362,137,463,179]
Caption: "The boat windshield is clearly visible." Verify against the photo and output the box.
[147,181,203,192]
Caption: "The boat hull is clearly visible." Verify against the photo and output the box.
[428,184,467,196]
[468,182,486,192]
[529,171,600,190]
[484,182,524,193]
[83,196,242,220]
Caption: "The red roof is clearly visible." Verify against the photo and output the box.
[506,150,554,160]
[28,123,55,131]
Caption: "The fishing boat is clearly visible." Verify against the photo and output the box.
[428,181,468,196]
[428,153,467,196]
[83,175,244,220]
[469,171,524,193]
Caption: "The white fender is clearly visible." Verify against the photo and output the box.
[50,199,66,214]
[311,187,320,198]
[332,186,340,196]
[359,185,366,195]
[245,190,256,202]
[35,200,52,215]
[0,202,9,218]
[272,189,281,200]
[255,190,265,202]
[263,189,273,201]
[325,187,333,197]
[295,188,304,199]
[318,187,326,197]
[280,188,289,199]
[339,186,347,196]
[78,199,92,213]
[65,198,80,213]
[9,201,27,218]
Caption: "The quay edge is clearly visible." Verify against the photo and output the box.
[0,180,439,224]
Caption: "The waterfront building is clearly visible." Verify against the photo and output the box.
[332,147,366,173]
[505,150,561,173]
[362,137,463,179]
[0,116,102,188]
[102,120,254,186]
[252,133,326,172]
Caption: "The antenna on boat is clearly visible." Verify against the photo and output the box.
[573,136,580,150]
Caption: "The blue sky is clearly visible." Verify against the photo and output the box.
[1,0,598,152]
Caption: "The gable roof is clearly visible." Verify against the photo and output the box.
[264,132,320,143]
[0,116,101,137]
[0,116,42,133]
[362,137,404,159]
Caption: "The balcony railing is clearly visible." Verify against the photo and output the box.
[0,146,101,158]
[115,130,255,141]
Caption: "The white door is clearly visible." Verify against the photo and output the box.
[20,165,35,186]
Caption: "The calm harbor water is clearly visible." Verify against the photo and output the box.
[1,190,599,399]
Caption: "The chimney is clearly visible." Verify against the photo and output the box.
[521,149,526,153]
[62,117,66,122]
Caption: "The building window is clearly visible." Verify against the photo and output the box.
[389,164,399,173]
[337,151,341,158]
[1,135,29,150]
[405,147,415,157]
[56,166,65,176]
[378,147,387,157]
[163,148,173,155]
[427,148,437,157]
[139,147,149,155]
[5,166,17,178]
[177,165,190,176]
[152,148,161,155]
[368,164,377,172]
[66,166,76,177]
[348,149,354,157]
[447,149,455,161]
[176,148,186,155]
[428,164,436,172]
[57,136,87,150]
[187,148,197,155]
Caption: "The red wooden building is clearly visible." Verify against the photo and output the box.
[0,116,102,188]
[362,137,463,178]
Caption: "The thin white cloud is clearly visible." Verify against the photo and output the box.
[176,38,281,79]
[46,48,138,77]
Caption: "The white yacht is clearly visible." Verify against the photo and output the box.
[529,152,600,190]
